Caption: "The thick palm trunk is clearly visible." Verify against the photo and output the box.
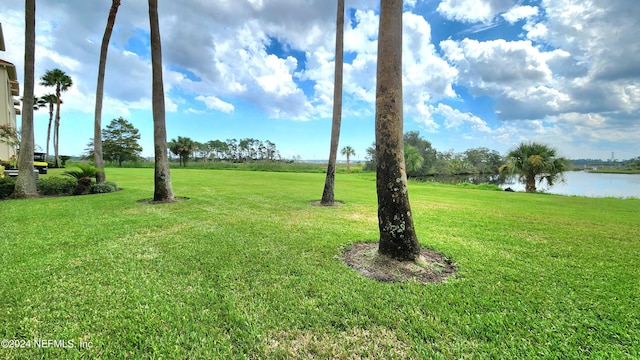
[321,0,345,205]
[14,0,38,198]
[149,0,175,202]
[525,176,536,192]
[94,0,121,183]
[376,0,421,261]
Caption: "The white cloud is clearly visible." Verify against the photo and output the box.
[437,0,515,23]
[440,38,578,120]
[196,96,235,114]
[502,5,539,24]
[431,103,492,133]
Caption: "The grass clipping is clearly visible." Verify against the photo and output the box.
[344,243,456,284]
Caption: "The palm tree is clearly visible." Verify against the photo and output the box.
[340,145,355,172]
[94,0,121,184]
[21,96,46,111]
[40,94,59,163]
[149,0,174,202]
[404,144,424,175]
[168,136,195,167]
[500,142,569,193]
[14,0,38,198]
[320,0,346,205]
[375,0,421,261]
[40,68,72,168]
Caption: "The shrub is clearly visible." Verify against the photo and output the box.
[37,176,77,196]
[63,164,102,180]
[0,177,16,199]
[90,181,119,194]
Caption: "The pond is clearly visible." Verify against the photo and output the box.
[500,171,640,198]
[418,171,640,198]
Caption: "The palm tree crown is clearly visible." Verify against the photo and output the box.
[40,69,73,92]
[500,142,569,192]
[168,136,196,167]
[404,144,424,174]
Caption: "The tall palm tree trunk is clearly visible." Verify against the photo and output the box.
[149,0,175,202]
[14,0,38,198]
[375,0,421,261]
[94,0,121,183]
[45,102,53,161]
[54,87,61,168]
[321,0,345,205]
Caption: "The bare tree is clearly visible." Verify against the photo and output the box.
[149,0,174,202]
[375,0,421,261]
[320,0,345,205]
[94,0,121,183]
[14,0,38,198]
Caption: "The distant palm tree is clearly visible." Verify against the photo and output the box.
[40,94,59,163]
[21,96,47,111]
[94,0,121,184]
[404,144,424,174]
[40,68,72,168]
[168,136,195,167]
[375,0,421,261]
[500,142,569,192]
[149,0,175,202]
[14,0,38,198]
[340,145,355,172]
[320,0,346,205]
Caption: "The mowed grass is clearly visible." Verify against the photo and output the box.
[1,168,638,359]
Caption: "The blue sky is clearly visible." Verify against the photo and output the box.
[1,0,638,161]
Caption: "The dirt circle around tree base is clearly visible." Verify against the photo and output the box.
[343,242,457,284]
[309,200,345,207]
[137,196,190,205]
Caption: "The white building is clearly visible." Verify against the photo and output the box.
[0,23,21,161]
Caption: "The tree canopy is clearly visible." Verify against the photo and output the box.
[366,132,504,178]
[101,117,143,167]
[500,142,569,192]
[168,136,195,167]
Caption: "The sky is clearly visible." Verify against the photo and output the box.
[0,0,638,161]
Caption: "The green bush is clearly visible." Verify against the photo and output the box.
[0,177,16,199]
[90,181,119,194]
[37,176,77,196]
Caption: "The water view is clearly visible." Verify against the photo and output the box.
[421,171,640,198]
[501,171,640,198]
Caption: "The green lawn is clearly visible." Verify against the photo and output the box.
[1,168,638,359]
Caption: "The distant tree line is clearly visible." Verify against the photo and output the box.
[570,157,640,168]
[365,131,504,177]
[168,137,281,166]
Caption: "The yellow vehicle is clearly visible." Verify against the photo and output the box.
[0,152,47,175]
[33,152,48,174]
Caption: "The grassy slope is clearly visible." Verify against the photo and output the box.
[1,168,638,359]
